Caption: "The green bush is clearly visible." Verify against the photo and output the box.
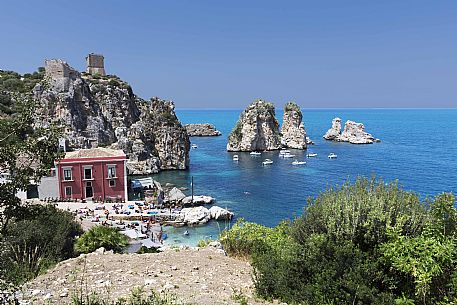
[0,205,83,285]
[221,177,457,305]
[74,226,129,254]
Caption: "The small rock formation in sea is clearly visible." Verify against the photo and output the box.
[323,117,380,144]
[281,102,307,149]
[185,124,221,136]
[227,100,281,151]
[32,57,190,174]
[177,206,233,225]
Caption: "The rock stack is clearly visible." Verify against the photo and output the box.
[323,118,379,144]
[281,102,307,149]
[226,100,281,151]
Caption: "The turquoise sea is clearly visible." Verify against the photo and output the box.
[154,109,457,246]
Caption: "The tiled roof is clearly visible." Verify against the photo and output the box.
[64,147,125,159]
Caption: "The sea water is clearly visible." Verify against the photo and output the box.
[154,109,457,246]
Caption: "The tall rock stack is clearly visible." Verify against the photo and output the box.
[227,100,281,151]
[281,102,307,149]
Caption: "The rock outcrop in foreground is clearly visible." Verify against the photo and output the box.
[185,123,221,136]
[22,246,272,305]
[323,117,380,144]
[281,102,307,149]
[227,100,281,151]
[35,59,189,174]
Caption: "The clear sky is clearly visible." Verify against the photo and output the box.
[1,1,456,108]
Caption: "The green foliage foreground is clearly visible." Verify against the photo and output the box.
[220,177,457,305]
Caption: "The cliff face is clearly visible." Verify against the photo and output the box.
[34,60,189,174]
[323,117,379,144]
[227,100,281,151]
[281,102,307,149]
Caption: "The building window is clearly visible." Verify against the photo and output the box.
[107,165,116,178]
[63,169,72,181]
[109,179,116,187]
[65,186,72,197]
[84,167,92,180]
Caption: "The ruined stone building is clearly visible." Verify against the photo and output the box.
[44,59,79,91]
[86,53,106,76]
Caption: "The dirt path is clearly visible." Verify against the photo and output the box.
[21,246,278,305]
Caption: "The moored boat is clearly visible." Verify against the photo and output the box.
[328,153,337,159]
[262,159,273,165]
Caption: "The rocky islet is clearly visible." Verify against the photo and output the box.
[323,117,380,144]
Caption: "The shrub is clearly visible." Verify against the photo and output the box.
[221,177,457,305]
[74,226,129,254]
[0,205,83,285]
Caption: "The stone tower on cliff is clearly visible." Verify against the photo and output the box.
[86,53,106,76]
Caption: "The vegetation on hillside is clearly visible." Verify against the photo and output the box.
[221,177,457,305]
[0,68,45,115]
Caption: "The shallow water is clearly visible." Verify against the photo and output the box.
[155,109,457,246]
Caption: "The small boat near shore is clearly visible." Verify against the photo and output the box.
[262,159,273,165]
[191,144,198,149]
[292,160,306,165]
[250,151,261,156]
[233,155,239,161]
[283,153,295,158]
[328,153,338,159]
[307,153,318,158]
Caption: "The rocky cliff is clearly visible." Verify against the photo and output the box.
[227,100,281,151]
[323,117,379,144]
[281,102,307,149]
[34,59,189,174]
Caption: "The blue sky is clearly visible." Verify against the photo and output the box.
[1,1,456,108]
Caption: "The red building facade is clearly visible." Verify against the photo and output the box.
[56,148,128,201]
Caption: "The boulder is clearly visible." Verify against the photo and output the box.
[209,206,234,220]
[181,195,215,205]
[167,187,186,203]
[185,124,222,136]
[227,100,281,151]
[281,102,307,149]
[177,206,211,225]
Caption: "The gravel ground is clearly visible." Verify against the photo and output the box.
[21,246,278,305]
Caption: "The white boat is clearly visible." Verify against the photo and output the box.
[279,150,290,155]
[292,160,306,165]
[191,144,198,149]
[262,159,273,165]
[183,230,189,236]
[328,153,338,159]
[233,155,239,161]
[250,151,261,156]
[307,153,318,158]
[283,153,295,158]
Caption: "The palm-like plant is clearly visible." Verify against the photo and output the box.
[74,226,129,254]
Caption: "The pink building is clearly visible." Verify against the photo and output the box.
[56,148,128,201]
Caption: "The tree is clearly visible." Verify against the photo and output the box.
[0,93,62,234]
